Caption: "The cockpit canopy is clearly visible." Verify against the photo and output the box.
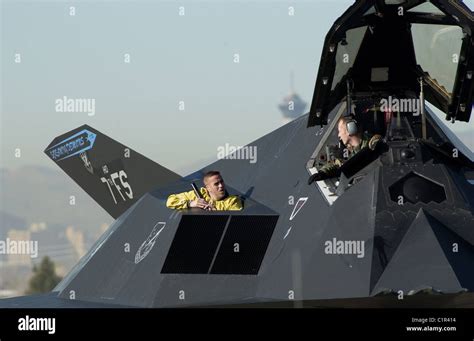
[308,0,474,127]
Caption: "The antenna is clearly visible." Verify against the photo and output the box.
[191,182,203,199]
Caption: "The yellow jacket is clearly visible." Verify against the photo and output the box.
[166,187,243,211]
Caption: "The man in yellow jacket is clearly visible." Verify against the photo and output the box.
[166,171,242,211]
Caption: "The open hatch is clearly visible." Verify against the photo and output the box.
[308,0,474,127]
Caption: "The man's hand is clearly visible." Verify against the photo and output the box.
[189,198,213,210]
[368,134,382,150]
[308,172,327,185]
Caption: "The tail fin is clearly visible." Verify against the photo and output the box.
[44,125,181,218]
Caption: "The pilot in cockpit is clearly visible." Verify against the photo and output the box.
[308,115,382,184]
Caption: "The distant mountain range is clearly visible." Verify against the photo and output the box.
[0,166,112,234]
[0,211,26,232]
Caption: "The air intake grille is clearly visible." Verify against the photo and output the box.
[161,214,278,275]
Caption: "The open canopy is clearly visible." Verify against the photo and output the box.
[308,0,474,126]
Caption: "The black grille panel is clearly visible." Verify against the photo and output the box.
[161,215,228,274]
[161,214,278,275]
[210,215,279,275]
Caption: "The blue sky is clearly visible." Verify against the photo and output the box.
[1,0,473,174]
